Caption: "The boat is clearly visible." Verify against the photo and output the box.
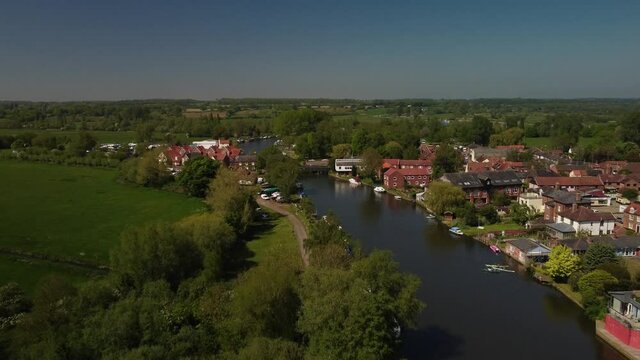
[489,245,501,254]
[425,214,436,220]
[394,195,402,200]
[449,226,464,235]
[373,186,386,193]
[484,264,514,273]
[348,177,361,185]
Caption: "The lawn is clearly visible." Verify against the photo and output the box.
[245,212,300,268]
[0,160,205,264]
[0,128,138,144]
[0,255,97,295]
[460,221,524,236]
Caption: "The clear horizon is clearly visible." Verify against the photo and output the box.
[1,0,639,101]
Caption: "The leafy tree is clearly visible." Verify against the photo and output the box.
[621,188,639,201]
[67,131,97,156]
[236,337,304,360]
[207,168,256,235]
[110,223,203,290]
[583,243,617,271]
[424,181,466,215]
[382,141,403,158]
[273,109,327,137]
[176,157,220,197]
[618,112,640,145]
[432,144,463,178]
[268,158,301,198]
[489,127,524,147]
[257,145,284,170]
[509,203,536,225]
[351,129,368,155]
[470,116,493,146]
[546,245,581,282]
[298,251,423,360]
[360,147,383,179]
[578,270,618,320]
[478,205,499,224]
[135,123,156,142]
[330,143,352,159]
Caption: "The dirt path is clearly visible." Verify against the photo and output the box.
[257,197,310,267]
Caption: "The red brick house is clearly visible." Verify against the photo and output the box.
[601,174,640,192]
[383,168,430,189]
[624,202,640,233]
[418,143,438,162]
[542,189,592,221]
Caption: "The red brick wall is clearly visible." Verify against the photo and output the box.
[605,314,640,349]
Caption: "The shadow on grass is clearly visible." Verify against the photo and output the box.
[224,213,283,278]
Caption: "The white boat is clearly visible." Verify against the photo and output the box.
[348,178,361,185]
[373,186,386,193]
[449,226,464,235]
[394,195,402,200]
[425,214,436,220]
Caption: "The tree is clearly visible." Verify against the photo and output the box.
[110,223,203,290]
[351,129,368,156]
[618,112,640,145]
[268,158,301,199]
[583,243,617,271]
[470,116,493,146]
[621,188,639,201]
[546,245,581,282]
[67,131,97,156]
[360,147,382,179]
[236,337,304,360]
[382,141,403,158]
[478,205,499,224]
[330,143,352,159]
[424,181,466,215]
[207,168,256,235]
[432,144,463,178]
[176,157,220,197]
[298,251,423,360]
[578,270,618,320]
[489,128,524,147]
[509,203,536,225]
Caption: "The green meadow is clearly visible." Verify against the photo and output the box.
[0,160,205,265]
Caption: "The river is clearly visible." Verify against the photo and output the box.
[301,175,624,360]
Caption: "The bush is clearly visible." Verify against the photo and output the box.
[568,271,584,292]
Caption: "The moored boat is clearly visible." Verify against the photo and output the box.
[449,226,464,235]
[425,214,435,219]
[373,186,386,193]
[394,195,402,200]
[348,176,361,185]
[489,245,501,254]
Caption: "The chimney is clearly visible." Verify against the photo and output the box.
[572,202,578,211]
[555,182,560,189]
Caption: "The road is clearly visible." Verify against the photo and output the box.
[257,197,310,267]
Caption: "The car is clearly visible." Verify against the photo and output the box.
[271,192,281,199]
[260,194,270,200]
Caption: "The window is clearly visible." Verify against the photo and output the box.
[393,182,397,187]
[600,220,604,226]
[393,177,397,181]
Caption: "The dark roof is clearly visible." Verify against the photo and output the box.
[542,189,591,205]
[442,170,522,189]
[558,238,589,251]
[442,172,483,188]
[609,291,640,309]
[506,238,551,254]
[546,223,577,233]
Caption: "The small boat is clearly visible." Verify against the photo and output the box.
[425,214,436,220]
[394,195,402,200]
[348,177,361,185]
[373,186,386,193]
[484,264,514,273]
[489,245,501,254]
[449,227,464,235]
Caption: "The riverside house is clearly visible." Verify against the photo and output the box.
[383,168,429,189]
[504,238,552,265]
[605,291,640,349]
[441,170,523,205]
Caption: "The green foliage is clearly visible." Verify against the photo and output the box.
[235,337,304,360]
[360,147,383,179]
[274,109,328,137]
[478,205,499,224]
[489,127,524,147]
[267,157,301,198]
[578,270,618,320]
[424,181,466,215]
[206,168,256,235]
[298,251,423,360]
[66,131,97,157]
[546,245,581,282]
[176,157,220,197]
[619,112,640,145]
[509,202,536,225]
[110,223,203,290]
[432,144,463,178]
[583,243,617,271]
[621,187,639,200]
[121,149,173,188]
[0,282,31,330]
[330,143,352,159]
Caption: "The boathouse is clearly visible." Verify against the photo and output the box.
[504,238,551,265]
[604,291,640,349]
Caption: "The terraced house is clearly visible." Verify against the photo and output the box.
[441,170,523,205]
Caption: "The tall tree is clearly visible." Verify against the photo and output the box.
[360,147,383,179]
[176,157,220,197]
[583,243,617,271]
[546,245,581,282]
[424,181,466,215]
[432,145,463,178]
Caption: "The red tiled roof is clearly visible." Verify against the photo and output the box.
[624,202,640,214]
[535,176,603,187]
[384,167,429,177]
[558,206,616,222]
[382,158,432,167]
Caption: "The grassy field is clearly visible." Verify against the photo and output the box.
[0,255,97,294]
[245,212,300,267]
[460,221,523,236]
[0,128,139,143]
[0,160,205,264]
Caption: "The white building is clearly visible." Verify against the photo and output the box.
[555,206,617,236]
[518,192,544,213]
[335,158,362,173]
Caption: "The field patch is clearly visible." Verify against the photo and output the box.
[0,160,205,264]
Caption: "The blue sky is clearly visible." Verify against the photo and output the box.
[1,0,639,100]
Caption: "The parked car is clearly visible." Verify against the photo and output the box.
[271,192,281,199]
[260,194,270,200]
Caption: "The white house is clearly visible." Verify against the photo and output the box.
[335,158,362,173]
[555,206,617,236]
[518,192,544,213]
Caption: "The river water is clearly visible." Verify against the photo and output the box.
[239,139,623,360]
[301,175,624,360]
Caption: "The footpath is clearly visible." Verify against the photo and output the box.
[256,197,310,267]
